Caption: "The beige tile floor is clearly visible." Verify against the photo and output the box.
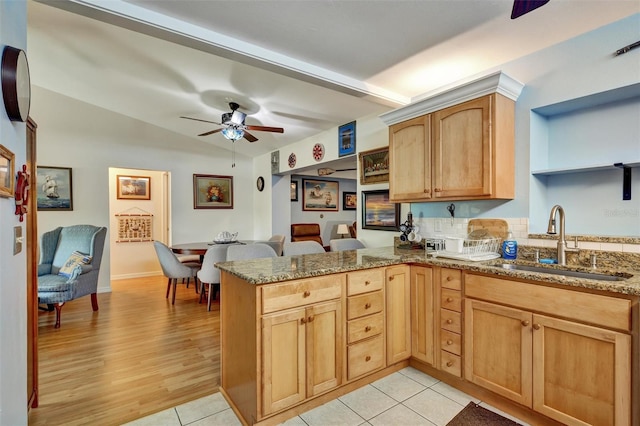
[123,367,529,426]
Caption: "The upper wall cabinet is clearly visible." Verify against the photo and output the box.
[381,72,523,203]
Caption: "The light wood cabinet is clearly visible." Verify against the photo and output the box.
[437,268,463,377]
[465,273,632,426]
[389,93,515,202]
[386,265,411,364]
[410,266,434,365]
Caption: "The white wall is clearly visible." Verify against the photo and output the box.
[0,2,28,423]
[32,87,257,291]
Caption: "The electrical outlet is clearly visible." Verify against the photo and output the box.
[434,218,442,233]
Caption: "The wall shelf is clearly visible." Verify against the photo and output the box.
[532,161,640,176]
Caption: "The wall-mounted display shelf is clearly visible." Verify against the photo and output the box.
[532,161,640,176]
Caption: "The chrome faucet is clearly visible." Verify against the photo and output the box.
[547,204,579,265]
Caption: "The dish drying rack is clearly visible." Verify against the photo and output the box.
[434,237,501,262]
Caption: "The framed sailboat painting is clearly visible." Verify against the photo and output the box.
[37,166,73,211]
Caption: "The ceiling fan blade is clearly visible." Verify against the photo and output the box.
[198,128,223,137]
[511,0,549,19]
[243,131,259,143]
[180,116,222,125]
[245,125,284,133]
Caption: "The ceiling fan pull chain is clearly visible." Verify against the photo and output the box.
[232,142,236,168]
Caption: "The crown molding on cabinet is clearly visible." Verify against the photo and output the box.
[379,71,524,126]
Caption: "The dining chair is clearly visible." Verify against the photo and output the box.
[226,243,278,261]
[153,241,200,304]
[329,238,366,252]
[268,234,286,256]
[283,240,326,255]
[197,245,227,311]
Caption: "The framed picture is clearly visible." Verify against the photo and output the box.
[338,121,356,157]
[193,174,233,209]
[116,175,150,200]
[0,145,15,198]
[343,191,357,210]
[302,178,339,211]
[37,166,73,211]
[362,189,400,231]
[359,147,389,185]
[290,180,298,201]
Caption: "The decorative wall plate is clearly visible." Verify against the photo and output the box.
[288,153,296,168]
[312,143,325,161]
[256,176,264,192]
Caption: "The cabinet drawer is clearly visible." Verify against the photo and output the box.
[441,288,462,312]
[347,291,383,320]
[441,309,461,333]
[348,312,383,344]
[440,350,461,377]
[465,273,631,331]
[262,275,343,314]
[347,269,384,296]
[440,329,461,355]
[441,269,462,290]
[347,335,384,380]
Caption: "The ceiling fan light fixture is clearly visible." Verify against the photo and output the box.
[222,127,244,141]
[230,110,246,125]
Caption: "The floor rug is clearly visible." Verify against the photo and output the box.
[447,402,522,425]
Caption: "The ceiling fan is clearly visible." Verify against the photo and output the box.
[511,0,550,19]
[180,102,284,143]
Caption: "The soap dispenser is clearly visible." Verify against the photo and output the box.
[502,231,518,260]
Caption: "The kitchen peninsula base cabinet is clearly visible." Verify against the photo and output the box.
[464,273,634,426]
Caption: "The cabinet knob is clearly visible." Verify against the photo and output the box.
[532,323,541,330]
[365,280,370,285]
[446,297,453,303]
[446,340,453,345]
[365,326,372,332]
[446,276,453,281]
[521,320,530,327]
[300,318,306,324]
[365,303,371,309]
[389,276,394,281]
[303,290,311,297]
[446,319,453,324]
[446,361,453,367]
[365,356,371,362]
[434,188,441,192]
[424,189,429,194]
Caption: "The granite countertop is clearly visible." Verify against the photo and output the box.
[216,246,640,296]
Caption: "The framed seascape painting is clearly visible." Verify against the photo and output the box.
[343,191,357,210]
[362,189,399,231]
[37,166,73,211]
[359,147,389,185]
[302,179,339,211]
[116,175,151,200]
[193,174,233,209]
[338,121,356,157]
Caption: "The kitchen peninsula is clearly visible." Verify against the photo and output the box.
[216,246,640,426]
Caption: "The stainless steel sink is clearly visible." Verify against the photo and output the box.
[493,263,631,281]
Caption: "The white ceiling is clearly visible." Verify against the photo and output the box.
[28,0,639,171]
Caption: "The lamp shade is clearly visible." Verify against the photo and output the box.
[337,224,349,236]
[222,127,244,141]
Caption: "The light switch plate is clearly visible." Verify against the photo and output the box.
[14,226,23,255]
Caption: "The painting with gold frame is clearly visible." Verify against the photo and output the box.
[193,174,233,209]
[359,146,389,185]
[117,175,151,200]
[0,145,15,198]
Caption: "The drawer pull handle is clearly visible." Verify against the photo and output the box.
[446,319,453,324]
[365,326,372,332]
[424,189,429,194]
[365,303,371,309]
[446,339,453,345]
[533,323,541,330]
[365,280,370,285]
[521,320,530,327]
[365,356,371,362]
[446,276,453,281]
[446,361,453,367]
[434,188,441,192]
[303,290,311,297]
[446,297,453,303]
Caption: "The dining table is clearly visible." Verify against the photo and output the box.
[171,241,254,258]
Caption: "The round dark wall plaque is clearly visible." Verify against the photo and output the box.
[256,176,265,192]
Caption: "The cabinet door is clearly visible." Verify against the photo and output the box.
[386,265,411,364]
[464,299,532,407]
[433,96,491,198]
[306,300,343,397]
[532,314,631,426]
[262,309,306,415]
[410,266,434,365]
[389,115,431,201]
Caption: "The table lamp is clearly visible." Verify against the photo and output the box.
[337,224,349,239]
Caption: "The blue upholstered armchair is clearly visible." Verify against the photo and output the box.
[38,225,107,328]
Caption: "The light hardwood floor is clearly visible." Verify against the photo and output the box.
[29,275,220,426]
